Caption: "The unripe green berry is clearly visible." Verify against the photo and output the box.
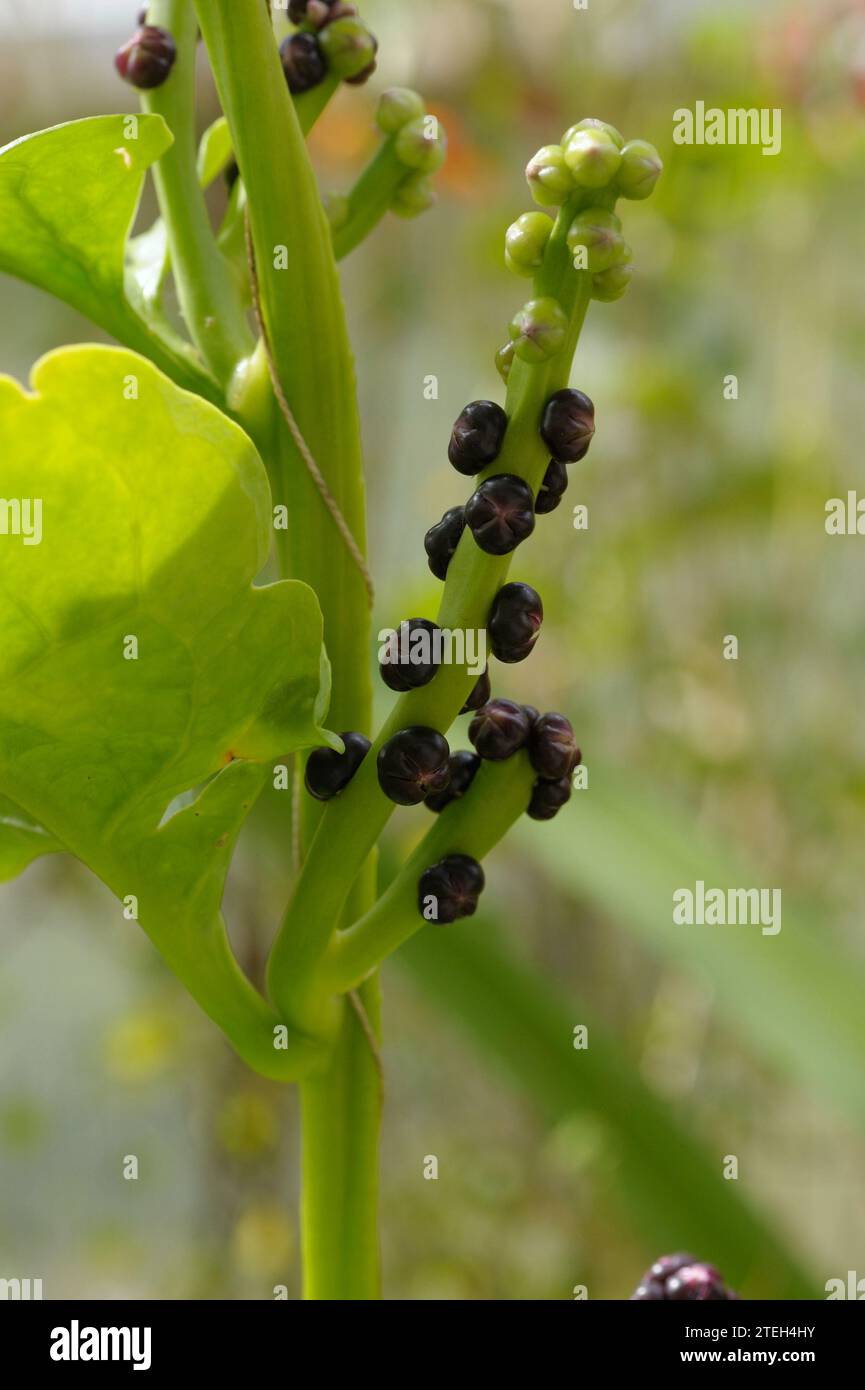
[505,211,553,276]
[617,139,663,200]
[376,87,425,135]
[562,118,625,151]
[394,115,447,173]
[323,191,349,230]
[592,246,633,302]
[563,128,622,189]
[317,16,377,80]
[508,297,569,364]
[391,171,436,219]
[566,206,624,273]
[495,341,515,383]
[525,145,574,207]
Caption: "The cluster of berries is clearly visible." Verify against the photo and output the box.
[281,1,378,94]
[630,1254,739,1301]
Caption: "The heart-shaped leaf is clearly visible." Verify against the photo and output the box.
[0,345,337,1077]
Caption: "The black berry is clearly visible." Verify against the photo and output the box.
[418,853,485,923]
[523,705,540,727]
[488,582,543,663]
[380,618,440,692]
[540,388,595,463]
[424,505,465,581]
[529,712,580,780]
[305,731,370,801]
[469,698,530,761]
[460,668,491,714]
[115,25,177,88]
[536,459,568,514]
[465,475,535,555]
[448,401,509,476]
[425,750,481,813]
[630,1254,736,1301]
[377,727,451,806]
[280,32,327,94]
[527,776,572,820]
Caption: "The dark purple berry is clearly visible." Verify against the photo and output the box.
[523,705,540,727]
[448,401,509,476]
[465,475,535,555]
[529,712,580,781]
[630,1279,666,1301]
[469,698,530,761]
[424,506,465,581]
[380,618,440,693]
[425,750,481,813]
[280,32,327,94]
[666,1264,728,1301]
[460,669,491,714]
[540,388,595,463]
[305,731,370,801]
[488,582,543,664]
[536,459,568,514]
[649,1252,695,1283]
[377,727,451,806]
[418,853,485,923]
[115,25,177,89]
[527,776,572,820]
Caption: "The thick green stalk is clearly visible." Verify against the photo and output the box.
[331,140,407,260]
[142,0,253,383]
[269,197,593,1033]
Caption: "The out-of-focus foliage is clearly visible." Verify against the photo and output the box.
[1,0,864,1300]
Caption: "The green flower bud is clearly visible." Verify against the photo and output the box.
[566,206,624,273]
[591,246,633,302]
[323,191,349,230]
[525,145,574,207]
[317,16,377,80]
[391,171,437,219]
[563,128,622,190]
[617,139,663,200]
[495,341,515,383]
[505,211,554,276]
[508,297,569,364]
[376,87,426,135]
[394,115,447,173]
[562,117,625,151]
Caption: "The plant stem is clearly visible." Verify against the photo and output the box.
[142,0,253,384]
[331,140,406,260]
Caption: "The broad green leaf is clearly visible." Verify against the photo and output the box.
[519,771,865,1130]
[400,922,815,1299]
[0,794,61,881]
[0,345,337,1077]
[0,116,216,402]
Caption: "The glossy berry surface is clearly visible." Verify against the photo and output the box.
[448,400,508,476]
[115,25,177,89]
[417,853,485,923]
[536,459,568,514]
[488,582,543,664]
[469,699,531,761]
[425,750,481,813]
[527,775,572,821]
[305,731,371,801]
[465,475,535,556]
[630,1253,738,1301]
[280,32,327,93]
[377,727,451,806]
[424,505,465,580]
[379,618,440,692]
[460,668,491,714]
[540,388,595,463]
[529,712,580,780]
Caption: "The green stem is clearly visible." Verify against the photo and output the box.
[331,140,406,260]
[142,0,253,384]
[269,199,593,1033]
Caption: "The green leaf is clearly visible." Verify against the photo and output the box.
[519,771,865,1131]
[0,115,218,402]
[196,115,233,186]
[400,922,815,1299]
[0,345,337,1076]
[0,794,61,881]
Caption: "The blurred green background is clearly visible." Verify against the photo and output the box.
[1,0,865,1300]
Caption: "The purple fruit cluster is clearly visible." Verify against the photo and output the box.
[630,1253,739,1301]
